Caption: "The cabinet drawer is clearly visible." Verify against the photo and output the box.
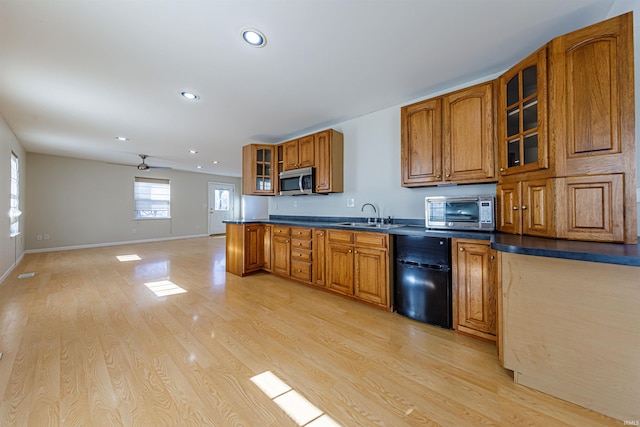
[291,260,312,282]
[291,249,312,262]
[354,232,388,248]
[291,238,312,250]
[327,229,354,244]
[273,226,290,237]
[290,227,312,239]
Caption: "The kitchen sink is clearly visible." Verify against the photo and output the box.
[331,222,406,229]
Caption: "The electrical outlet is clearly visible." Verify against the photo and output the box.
[347,198,355,208]
[36,234,42,241]
[293,200,298,208]
[43,234,50,240]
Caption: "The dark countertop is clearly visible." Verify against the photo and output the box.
[225,216,640,267]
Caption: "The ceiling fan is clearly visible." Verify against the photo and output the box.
[135,154,171,171]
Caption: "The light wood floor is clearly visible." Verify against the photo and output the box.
[0,236,617,426]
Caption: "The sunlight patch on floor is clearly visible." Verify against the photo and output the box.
[144,280,187,297]
[251,371,341,426]
[116,254,141,262]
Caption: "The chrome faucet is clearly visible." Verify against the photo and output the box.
[361,203,378,224]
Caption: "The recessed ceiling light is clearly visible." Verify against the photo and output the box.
[116,136,129,141]
[188,149,198,154]
[242,28,267,48]
[181,91,199,100]
[212,160,219,164]
[196,165,203,169]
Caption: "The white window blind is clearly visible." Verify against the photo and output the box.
[134,177,171,219]
[10,152,21,236]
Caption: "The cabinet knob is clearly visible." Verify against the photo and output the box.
[348,249,352,253]
[521,205,527,210]
[491,255,495,260]
[436,174,441,179]
[446,174,451,178]
[459,247,465,252]
[500,167,505,172]
[512,206,519,210]
[297,269,302,272]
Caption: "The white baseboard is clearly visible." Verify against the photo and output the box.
[24,234,211,254]
[0,252,25,284]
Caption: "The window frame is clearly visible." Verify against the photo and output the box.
[133,177,171,220]
[10,152,21,237]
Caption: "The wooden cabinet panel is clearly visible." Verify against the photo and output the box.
[452,239,496,342]
[354,246,388,306]
[314,129,344,193]
[443,82,496,183]
[312,229,326,287]
[353,231,387,248]
[326,243,354,295]
[555,174,624,242]
[263,224,272,272]
[272,235,291,276]
[244,224,264,273]
[291,260,312,282]
[225,223,266,276]
[290,227,312,239]
[497,47,549,177]
[327,229,354,244]
[496,183,521,234]
[497,180,555,238]
[401,98,442,186]
[551,13,632,171]
[242,144,276,195]
[522,179,554,237]
[401,82,496,187]
[283,136,315,171]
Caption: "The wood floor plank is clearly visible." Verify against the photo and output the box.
[0,236,618,426]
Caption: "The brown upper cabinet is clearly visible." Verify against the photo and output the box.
[496,12,636,244]
[401,81,496,187]
[314,129,344,193]
[243,129,343,196]
[242,144,276,196]
[497,47,549,178]
[282,135,315,171]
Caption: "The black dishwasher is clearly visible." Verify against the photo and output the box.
[394,235,452,328]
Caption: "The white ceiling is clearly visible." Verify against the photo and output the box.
[0,0,618,177]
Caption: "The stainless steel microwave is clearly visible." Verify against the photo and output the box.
[425,195,495,231]
[279,167,316,196]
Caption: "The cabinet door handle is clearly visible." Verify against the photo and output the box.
[521,205,527,210]
[348,249,352,253]
[436,174,441,179]
[512,206,519,210]
[491,255,495,260]
[459,247,465,252]
[445,174,451,178]
[500,167,505,172]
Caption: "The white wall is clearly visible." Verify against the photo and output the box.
[25,153,241,251]
[0,113,26,282]
[270,1,640,230]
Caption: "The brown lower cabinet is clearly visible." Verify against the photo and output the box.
[451,238,499,345]
[225,223,391,309]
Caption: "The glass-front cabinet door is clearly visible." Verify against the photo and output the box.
[242,144,276,195]
[498,47,548,176]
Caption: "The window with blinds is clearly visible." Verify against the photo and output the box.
[10,152,21,236]
[134,177,171,219]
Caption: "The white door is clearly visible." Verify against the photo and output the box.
[208,182,235,235]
